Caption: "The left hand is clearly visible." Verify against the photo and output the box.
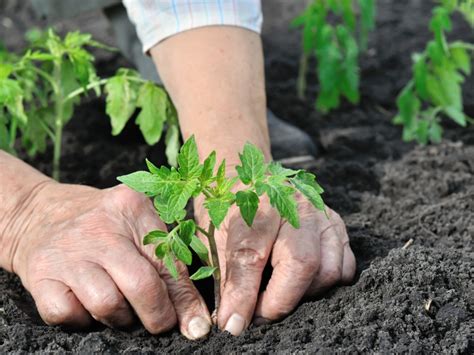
[194,188,356,336]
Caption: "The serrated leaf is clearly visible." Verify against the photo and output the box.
[236,143,266,185]
[136,82,168,145]
[171,235,192,265]
[154,179,198,223]
[291,172,326,213]
[190,266,217,280]
[200,151,216,186]
[155,242,169,259]
[143,230,168,245]
[450,45,471,75]
[444,106,466,126]
[105,75,137,135]
[205,194,234,229]
[236,190,259,227]
[179,220,195,245]
[268,162,300,177]
[163,253,179,280]
[260,176,299,228]
[190,235,209,263]
[145,158,160,174]
[117,171,161,196]
[178,135,202,179]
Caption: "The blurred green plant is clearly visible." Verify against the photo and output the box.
[394,0,474,144]
[0,28,179,180]
[292,0,376,113]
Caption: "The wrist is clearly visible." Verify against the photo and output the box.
[0,152,56,273]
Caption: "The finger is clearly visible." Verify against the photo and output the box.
[31,279,92,328]
[218,208,280,336]
[254,210,320,323]
[341,243,356,284]
[158,261,212,340]
[67,263,135,328]
[103,242,178,335]
[135,208,212,340]
[305,224,346,297]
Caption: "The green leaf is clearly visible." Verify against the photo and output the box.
[171,235,192,265]
[450,44,471,75]
[190,266,217,281]
[396,84,420,128]
[236,190,259,227]
[200,151,216,186]
[268,162,300,177]
[154,179,198,223]
[260,176,299,228]
[178,135,202,179]
[155,242,169,259]
[290,171,326,212]
[136,82,168,145]
[165,123,180,167]
[179,220,195,245]
[204,193,234,229]
[163,253,179,280]
[236,142,266,185]
[105,75,137,135]
[143,230,168,245]
[429,120,443,143]
[145,158,160,174]
[190,235,209,263]
[444,106,466,126]
[117,171,161,196]
[413,54,428,99]
[415,119,430,145]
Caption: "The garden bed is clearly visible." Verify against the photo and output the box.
[1,0,473,353]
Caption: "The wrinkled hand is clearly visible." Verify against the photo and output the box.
[194,189,356,336]
[11,183,211,339]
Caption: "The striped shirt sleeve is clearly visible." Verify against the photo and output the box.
[122,0,263,53]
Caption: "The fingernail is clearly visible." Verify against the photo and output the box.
[253,317,271,326]
[188,316,211,339]
[224,313,246,336]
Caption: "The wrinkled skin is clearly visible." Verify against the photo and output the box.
[11,182,211,340]
[194,183,356,336]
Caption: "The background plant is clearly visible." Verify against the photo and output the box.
[394,0,474,144]
[0,28,180,180]
[292,0,376,113]
[117,136,326,312]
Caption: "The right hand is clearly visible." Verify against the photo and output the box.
[7,182,211,339]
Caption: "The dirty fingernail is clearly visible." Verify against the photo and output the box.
[188,316,211,339]
[253,317,271,326]
[224,313,246,336]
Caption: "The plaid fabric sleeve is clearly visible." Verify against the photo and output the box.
[122,0,263,53]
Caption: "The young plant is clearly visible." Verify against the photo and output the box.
[117,136,326,312]
[0,28,179,180]
[292,0,376,113]
[394,0,474,144]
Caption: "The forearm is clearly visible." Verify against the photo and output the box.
[150,26,271,166]
[0,151,54,272]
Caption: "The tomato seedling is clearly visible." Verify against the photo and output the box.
[292,0,376,113]
[118,136,326,312]
[0,28,179,180]
[394,0,474,144]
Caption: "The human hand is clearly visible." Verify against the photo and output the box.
[8,183,211,339]
[194,188,356,336]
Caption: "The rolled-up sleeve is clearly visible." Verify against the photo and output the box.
[122,0,263,53]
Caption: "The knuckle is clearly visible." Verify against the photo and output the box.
[40,301,75,325]
[290,255,319,277]
[229,247,267,269]
[320,265,343,285]
[146,309,177,334]
[91,291,125,318]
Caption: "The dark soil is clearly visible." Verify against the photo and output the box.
[1,0,473,353]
